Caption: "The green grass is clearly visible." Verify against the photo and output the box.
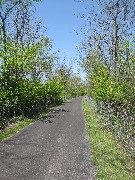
[0,119,34,141]
[82,98,134,180]
[0,101,68,141]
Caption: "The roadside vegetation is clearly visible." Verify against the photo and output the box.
[0,0,86,134]
[83,98,134,180]
[78,0,134,156]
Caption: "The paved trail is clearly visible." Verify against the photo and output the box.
[0,97,96,180]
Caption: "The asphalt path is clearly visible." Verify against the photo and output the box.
[0,97,96,180]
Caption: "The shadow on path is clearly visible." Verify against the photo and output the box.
[39,108,71,123]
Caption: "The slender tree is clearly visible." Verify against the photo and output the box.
[78,0,135,71]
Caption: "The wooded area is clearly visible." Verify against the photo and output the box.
[0,0,85,129]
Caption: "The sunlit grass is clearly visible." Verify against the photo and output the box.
[82,98,134,180]
[0,119,34,141]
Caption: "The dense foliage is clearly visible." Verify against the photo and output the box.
[0,0,86,129]
[80,0,135,155]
